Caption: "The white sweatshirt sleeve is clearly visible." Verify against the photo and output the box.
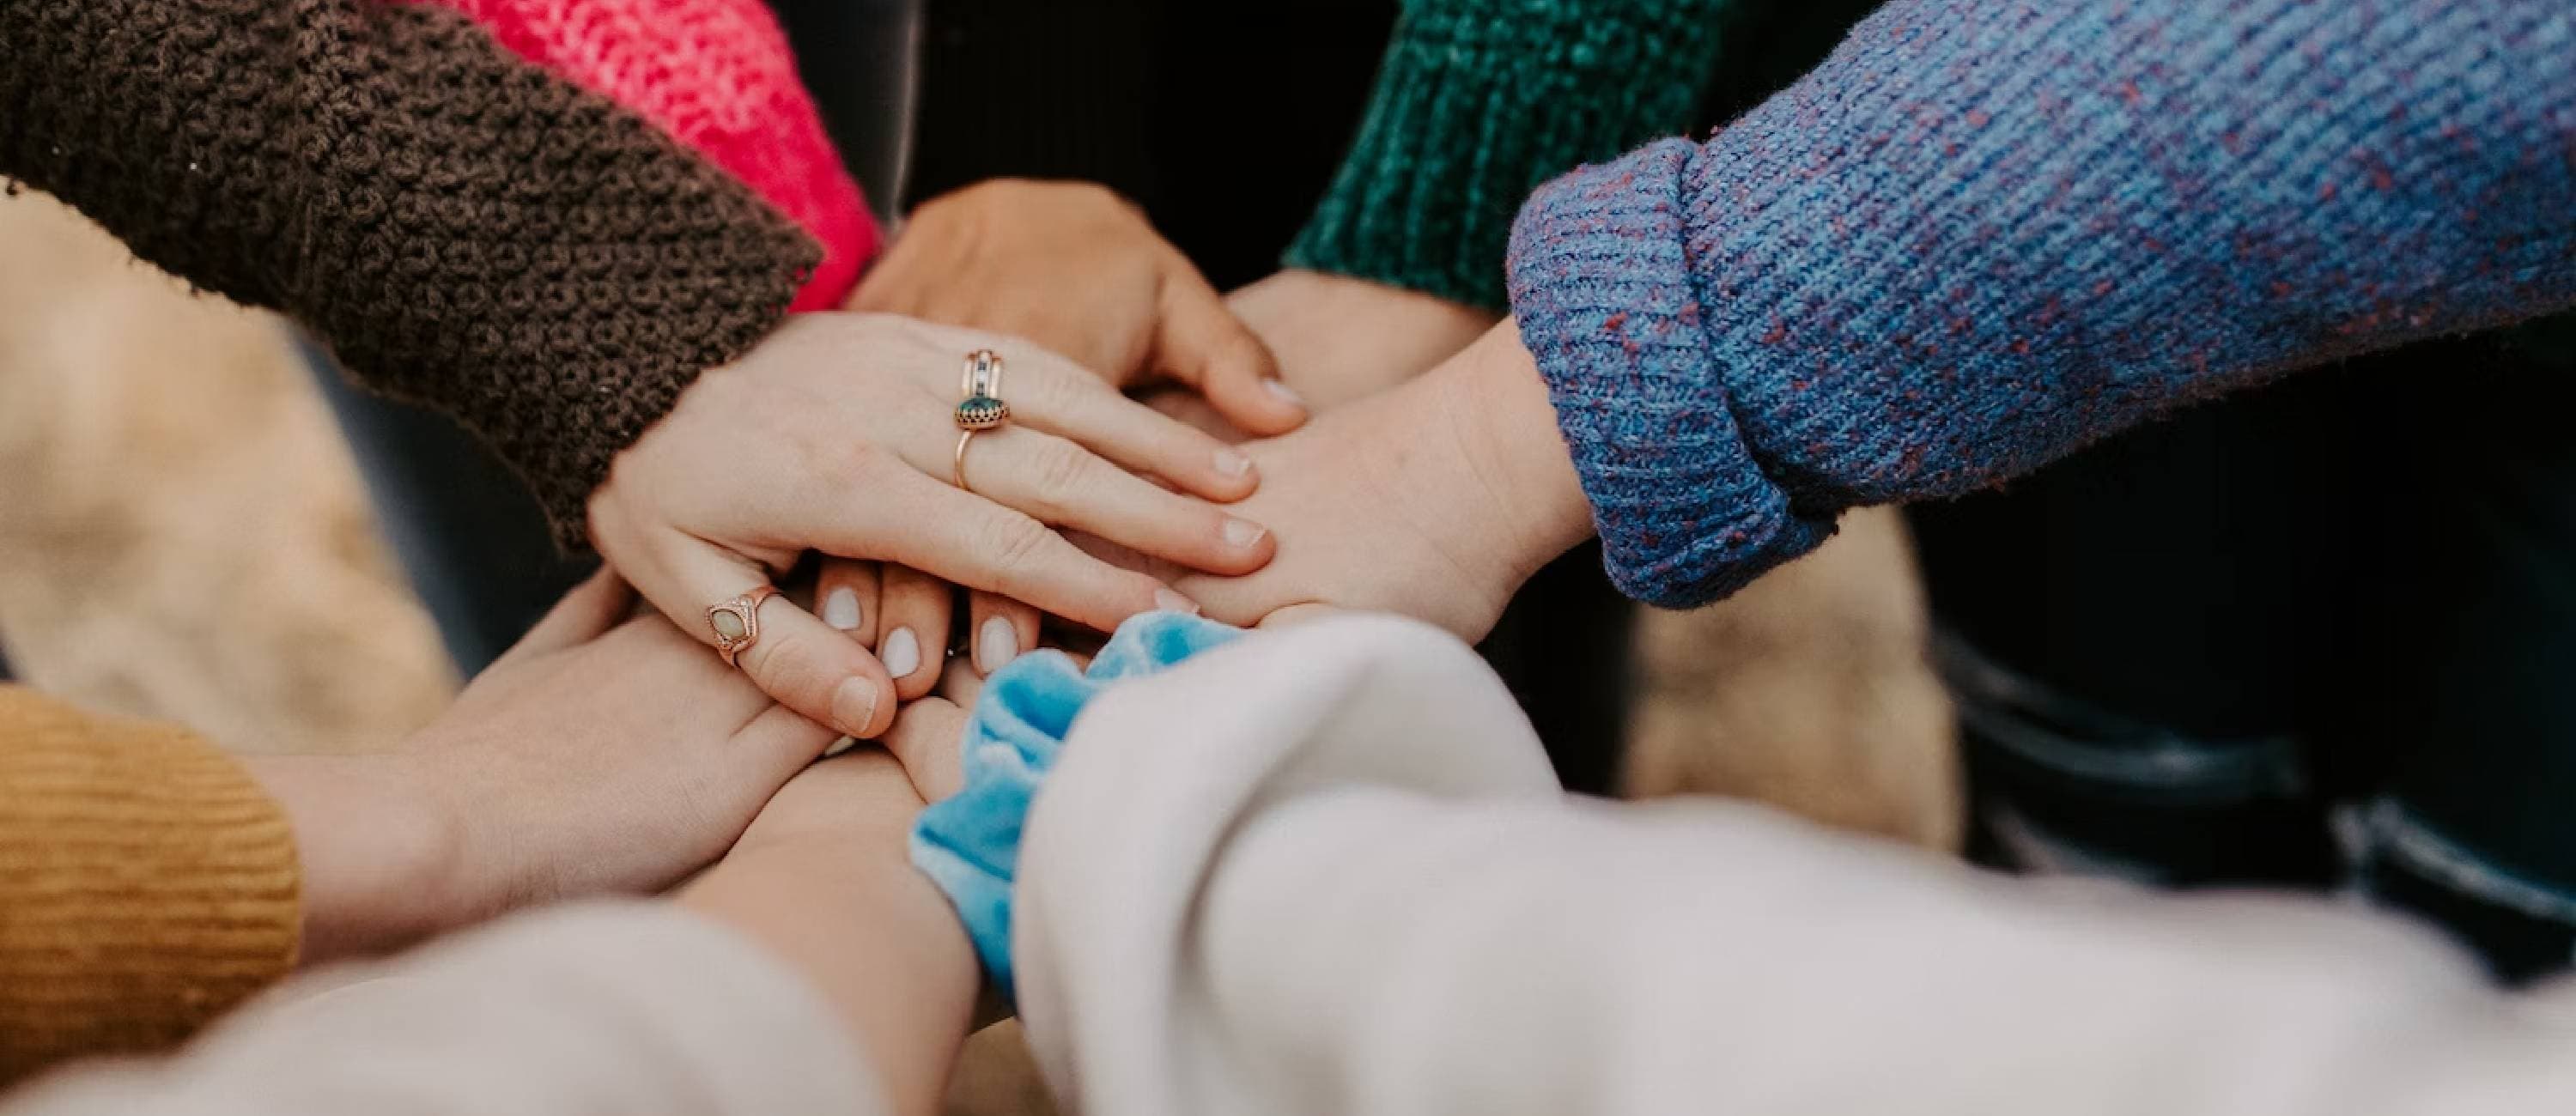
[2,903,886,1116]
[1014,615,2576,1116]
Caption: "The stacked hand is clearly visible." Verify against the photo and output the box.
[782,180,1309,716]
[588,312,1273,742]
[289,181,1600,1004]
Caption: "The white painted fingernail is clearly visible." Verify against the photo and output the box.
[1263,379,1305,409]
[977,616,1019,673]
[831,678,879,737]
[823,586,863,632]
[1223,518,1267,549]
[1153,589,1201,616]
[1214,447,1254,477]
[882,627,922,678]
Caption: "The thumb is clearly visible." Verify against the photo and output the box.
[1151,261,1305,437]
[1255,603,1346,631]
[492,566,633,668]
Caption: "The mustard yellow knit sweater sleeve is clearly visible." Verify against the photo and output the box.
[0,687,301,1084]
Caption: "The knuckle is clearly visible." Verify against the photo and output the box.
[1029,437,1094,501]
[980,513,1058,577]
[750,631,843,710]
[1217,331,1278,379]
[833,440,896,487]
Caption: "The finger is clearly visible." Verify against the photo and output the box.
[656,538,898,740]
[1012,357,1261,502]
[1150,260,1303,437]
[877,565,951,701]
[495,564,631,666]
[828,467,1195,635]
[1141,386,1246,443]
[1255,603,1346,631]
[961,426,1274,576]
[936,656,987,707]
[881,694,969,803]
[815,558,882,647]
[726,701,848,795]
[966,591,1041,677]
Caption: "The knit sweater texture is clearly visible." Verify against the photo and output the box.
[403,0,877,310]
[0,0,820,549]
[1508,0,2576,608]
[0,689,300,1085]
[1289,0,1732,310]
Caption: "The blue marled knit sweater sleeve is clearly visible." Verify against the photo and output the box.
[1506,0,2576,607]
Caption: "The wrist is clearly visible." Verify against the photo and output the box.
[683,842,978,1116]
[1435,320,1595,585]
[241,753,467,964]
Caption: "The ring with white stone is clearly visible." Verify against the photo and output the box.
[706,585,780,668]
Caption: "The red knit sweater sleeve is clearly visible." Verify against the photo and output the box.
[403,0,878,310]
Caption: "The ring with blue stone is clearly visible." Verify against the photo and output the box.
[954,393,1009,430]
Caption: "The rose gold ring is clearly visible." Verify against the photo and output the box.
[952,349,1009,492]
[706,585,780,668]
[954,428,980,491]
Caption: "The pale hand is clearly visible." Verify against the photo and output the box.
[1169,323,1595,641]
[826,180,1302,694]
[587,312,1274,740]
[252,572,842,961]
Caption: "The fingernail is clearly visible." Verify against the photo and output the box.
[882,627,922,678]
[822,735,859,758]
[1222,518,1267,549]
[1214,447,1255,478]
[976,616,1019,673]
[831,677,879,737]
[823,586,863,632]
[1154,588,1201,616]
[1263,379,1305,409]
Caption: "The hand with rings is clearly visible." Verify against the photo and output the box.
[587,312,1275,742]
[824,180,1306,699]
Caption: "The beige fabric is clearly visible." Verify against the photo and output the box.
[0,903,882,1116]
[1019,615,2576,1116]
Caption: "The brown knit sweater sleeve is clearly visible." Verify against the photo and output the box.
[0,0,820,548]
[0,688,301,1085]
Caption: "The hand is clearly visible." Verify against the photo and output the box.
[1142,270,1499,447]
[683,745,978,1116]
[852,179,1304,434]
[588,312,1274,740]
[1227,269,1501,411]
[1168,323,1595,640]
[246,571,842,962]
[835,181,1303,692]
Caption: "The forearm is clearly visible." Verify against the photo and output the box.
[235,755,461,966]
[1017,617,2576,1115]
[679,798,977,1116]
[1198,787,2576,1116]
[0,691,300,1084]
[0,905,885,1116]
[1508,0,2576,605]
[0,0,817,546]
[1290,0,1735,309]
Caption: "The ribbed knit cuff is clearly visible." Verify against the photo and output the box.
[1287,0,1729,311]
[0,688,301,1083]
[1505,139,1832,608]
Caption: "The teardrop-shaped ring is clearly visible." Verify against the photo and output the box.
[707,585,780,668]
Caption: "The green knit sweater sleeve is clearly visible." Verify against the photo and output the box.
[1285,0,1734,311]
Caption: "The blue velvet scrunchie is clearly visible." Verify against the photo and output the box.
[908,610,1241,1001]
